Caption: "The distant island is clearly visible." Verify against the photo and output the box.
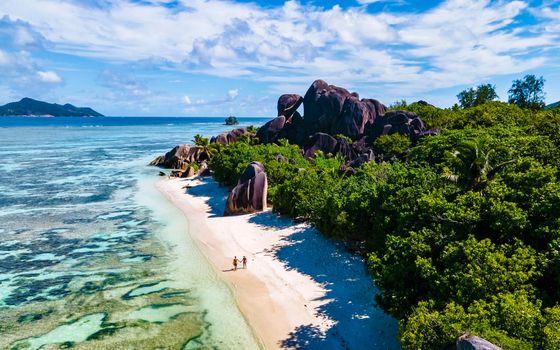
[546,101,560,110]
[224,116,239,125]
[0,98,104,117]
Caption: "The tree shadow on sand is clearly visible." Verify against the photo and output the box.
[179,177,228,217]
[250,211,401,350]
[183,178,401,349]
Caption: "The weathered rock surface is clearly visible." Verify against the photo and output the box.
[333,137,356,160]
[303,79,352,136]
[149,144,202,169]
[224,161,268,216]
[257,80,395,156]
[181,166,196,178]
[211,128,250,144]
[256,116,286,144]
[277,94,303,118]
[304,133,338,159]
[369,110,429,141]
[454,335,502,350]
[197,160,210,176]
[333,96,370,139]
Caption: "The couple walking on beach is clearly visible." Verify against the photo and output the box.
[233,256,247,271]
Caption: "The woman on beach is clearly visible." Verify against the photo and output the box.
[233,256,239,271]
[242,256,247,269]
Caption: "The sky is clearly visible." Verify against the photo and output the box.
[0,0,559,116]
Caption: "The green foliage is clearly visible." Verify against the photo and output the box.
[335,134,353,144]
[186,161,199,172]
[207,91,560,349]
[209,141,307,201]
[443,140,514,191]
[373,133,412,157]
[246,125,258,133]
[509,75,546,110]
[401,292,542,350]
[401,102,455,130]
[193,134,217,160]
[457,84,498,109]
[543,306,560,349]
[388,99,408,110]
[193,134,209,146]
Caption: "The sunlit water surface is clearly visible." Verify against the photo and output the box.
[0,117,268,349]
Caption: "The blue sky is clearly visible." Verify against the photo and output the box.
[0,0,559,116]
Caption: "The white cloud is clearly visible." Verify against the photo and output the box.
[0,49,9,65]
[37,70,61,83]
[182,89,240,112]
[0,0,557,101]
[228,89,239,100]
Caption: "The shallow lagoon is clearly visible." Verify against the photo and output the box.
[0,117,268,349]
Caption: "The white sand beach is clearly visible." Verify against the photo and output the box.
[156,177,400,350]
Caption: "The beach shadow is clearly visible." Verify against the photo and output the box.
[248,210,299,230]
[184,177,400,348]
[274,227,401,350]
[180,177,228,217]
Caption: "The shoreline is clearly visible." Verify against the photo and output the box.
[156,176,400,349]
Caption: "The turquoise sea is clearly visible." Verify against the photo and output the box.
[0,117,269,349]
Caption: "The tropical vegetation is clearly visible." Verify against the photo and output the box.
[208,78,560,349]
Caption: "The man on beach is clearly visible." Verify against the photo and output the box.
[242,256,247,269]
[233,256,239,271]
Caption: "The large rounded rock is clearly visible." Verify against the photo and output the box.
[256,116,286,144]
[334,137,356,160]
[197,160,210,176]
[277,94,303,118]
[362,98,386,124]
[333,97,370,140]
[279,111,307,146]
[211,128,250,144]
[370,110,422,139]
[304,132,338,159]
[225,161,268,216]
[303,79,352,135]
[149,144,202,169]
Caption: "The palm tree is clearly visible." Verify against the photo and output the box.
[192,134,217,160]
[444,140,513,191]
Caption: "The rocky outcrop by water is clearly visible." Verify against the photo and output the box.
[224,161,268,216]
[150,79,439,215]
[149,144,203,169]
[151,79,438,175]
[255,79,437,161]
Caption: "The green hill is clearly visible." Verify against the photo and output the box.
[0,98,104,117]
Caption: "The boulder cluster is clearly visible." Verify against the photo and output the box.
[149,80,504,349]
[257,79,436,162]
[150,144,209,178]
[151,79,438,215]
[210,128,250,144]
[224,161,268,216]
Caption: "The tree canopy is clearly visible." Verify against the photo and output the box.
[457,83,498,109]
[508,74,546,110]
[207,80,560,349]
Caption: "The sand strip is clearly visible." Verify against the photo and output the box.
[156,177,400,350]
